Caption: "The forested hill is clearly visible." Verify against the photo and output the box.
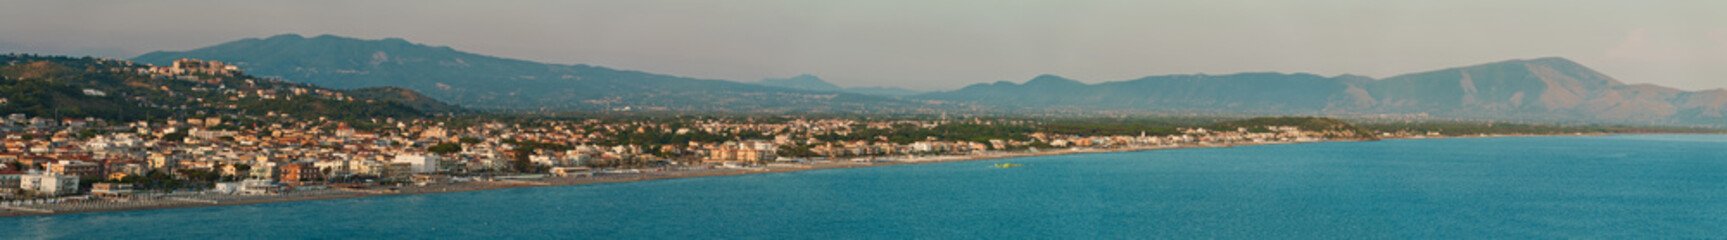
[0,54,461,121]
[340,86,467,114]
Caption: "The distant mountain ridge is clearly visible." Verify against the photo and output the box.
[754,74,923,97]
[919,73,1356,114]
[758,74,843,92]
[131,34,1725,126]
[133,34,937,112]
[915,57,1727,125]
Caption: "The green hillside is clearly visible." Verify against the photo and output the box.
[1,54,454,121]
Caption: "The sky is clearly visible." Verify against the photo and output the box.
[2,0,1725,91]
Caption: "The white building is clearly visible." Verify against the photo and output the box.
[530,155,555,166]
[212,182,242,194]
[21,172,78,196]
[250,161,278,180]
[393,154,440,174]
[314,160,350,177]
[350,160,383,176]
[213,179,277,195]
[188,128,237,140]
[82,88,107,97]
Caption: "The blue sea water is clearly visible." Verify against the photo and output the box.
[4,135,1727,239]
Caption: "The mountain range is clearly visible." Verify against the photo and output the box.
[129,34,1726,126]
[754,74,923,97]
[917,58,1727,125]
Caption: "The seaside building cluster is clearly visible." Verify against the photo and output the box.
[0,111,1359,204]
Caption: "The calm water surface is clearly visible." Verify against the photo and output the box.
[4,135,1726,239]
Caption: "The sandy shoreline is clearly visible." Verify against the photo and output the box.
[0,134,1637,218]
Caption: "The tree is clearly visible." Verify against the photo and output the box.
[138,169,182,191]
[778,144,815,158]
[78,176,103,191]
[118,175,141,184]
[176,169,219,189]
[427,142,462,154]
[77,129,104,139]
[161,132,188,142]
[513,148,536,173]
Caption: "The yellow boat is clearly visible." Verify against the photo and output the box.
[992,163,1025,168]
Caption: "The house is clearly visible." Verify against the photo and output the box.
[249,161,278,180]
[0,170,24,190]
[21,172,78,196]
[46,160,101,178]
[313,160,349,177]
[392,154,439,174]
[148,153,177,170]
[19,156,53,168]
[279,163,321,183]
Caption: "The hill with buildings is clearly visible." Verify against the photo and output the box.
[0,54,456,121]
[132,34,940,113]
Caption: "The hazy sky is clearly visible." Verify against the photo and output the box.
[2,0,1725,91]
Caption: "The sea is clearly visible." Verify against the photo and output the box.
[4,135,1726,239]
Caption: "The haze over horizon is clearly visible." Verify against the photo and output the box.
[2,0,1725,91]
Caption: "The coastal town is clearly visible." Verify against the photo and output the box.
[3,56,1702,218]
[11,2,1727,238]
[0,108,1372,216]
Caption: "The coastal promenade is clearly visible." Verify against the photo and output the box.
[0,139,1346,218]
